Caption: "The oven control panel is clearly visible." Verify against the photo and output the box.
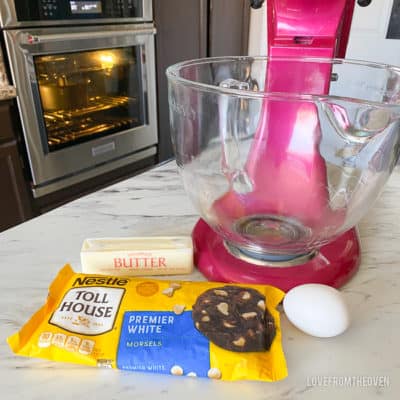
[12,0,147,22]
[40,0,59,19]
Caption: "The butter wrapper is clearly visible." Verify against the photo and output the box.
[81,237,193,276]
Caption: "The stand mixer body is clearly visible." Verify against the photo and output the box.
[167,1,400,291]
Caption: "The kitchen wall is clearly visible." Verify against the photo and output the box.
[346,0,400,66]
[248,1,266,56]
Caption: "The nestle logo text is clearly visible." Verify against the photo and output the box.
[73,276,128,287]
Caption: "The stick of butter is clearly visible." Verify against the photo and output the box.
[81,236,193,276]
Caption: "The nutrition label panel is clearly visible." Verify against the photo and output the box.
[38,331,95,355]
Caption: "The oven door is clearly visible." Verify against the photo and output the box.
[4,23,157,197]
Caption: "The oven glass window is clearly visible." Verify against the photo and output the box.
[33,47,146,152]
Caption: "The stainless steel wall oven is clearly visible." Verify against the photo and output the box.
[0,1,157,197]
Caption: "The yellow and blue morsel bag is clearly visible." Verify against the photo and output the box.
[8,264,287,381]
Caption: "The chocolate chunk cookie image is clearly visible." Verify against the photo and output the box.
[192,286,276,352]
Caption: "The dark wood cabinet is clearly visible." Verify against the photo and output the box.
[208,0,250,57]
[0,100,33,232]
[0,141,32,232]
[153,0,250,162]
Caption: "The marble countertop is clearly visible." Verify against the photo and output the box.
[0,161,399,399]
[0,48,16,100]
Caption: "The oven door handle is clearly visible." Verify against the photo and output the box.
[25,27,156,44]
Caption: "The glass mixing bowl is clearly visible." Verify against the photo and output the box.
[167,57,400,259]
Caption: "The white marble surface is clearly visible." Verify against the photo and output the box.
[0,45,16,100]
[0,161,399,399]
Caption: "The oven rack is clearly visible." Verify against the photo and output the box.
[46,116,138,150]
[43,95,136,120]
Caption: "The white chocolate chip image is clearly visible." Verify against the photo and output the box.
[241,291,251,300]
[163,283,182,297]
[242,311,258,319]
[173,304,186,315]
[207,367,222,379]
[170,282,181,290]
[232,337,246,347]
[170,365,184,376]
[257,300,266,311]
[216,302,229,316]
[162,287,175,297]
[186,372,197,377]
[213,289,228,296]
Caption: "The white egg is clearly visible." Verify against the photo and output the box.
[283,284,350,338]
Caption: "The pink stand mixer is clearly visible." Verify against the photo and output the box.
[167,0,400,291]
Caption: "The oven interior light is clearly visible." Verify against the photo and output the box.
[99,53,115,70]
